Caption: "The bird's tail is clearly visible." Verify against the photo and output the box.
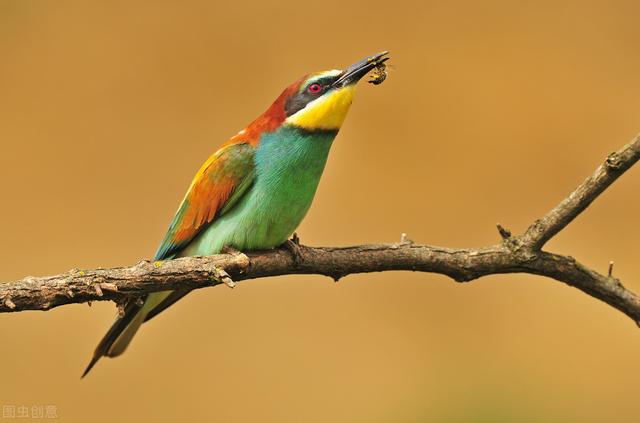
[81,291,171,378]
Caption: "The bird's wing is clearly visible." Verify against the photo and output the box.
[154,141,256,260]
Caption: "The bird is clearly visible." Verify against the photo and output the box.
[82,51,390,377]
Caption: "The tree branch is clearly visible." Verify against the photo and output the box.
[2,135,640,326]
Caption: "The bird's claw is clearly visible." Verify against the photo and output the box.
[219,246,240,288]
[221,245,242,255]
[282,233,303,267]
[213,267,235,289]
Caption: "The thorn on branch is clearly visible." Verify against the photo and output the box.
[496,223,512,240]
[3,297,16,310]
[608,261,614,278]
[399,233,414,245]
[330,274,342,283]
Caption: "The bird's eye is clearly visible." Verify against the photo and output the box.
[308,83,322,94]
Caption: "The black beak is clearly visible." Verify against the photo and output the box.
[332,51,389,88]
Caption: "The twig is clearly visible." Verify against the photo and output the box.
[521,137,640,249]
[496,224,512,240]
[1,135,639,326]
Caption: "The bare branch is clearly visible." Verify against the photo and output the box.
[521,135,640,249]
[1,135,640,326]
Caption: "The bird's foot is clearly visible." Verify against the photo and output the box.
[221,245,242,256]
[281,233,304,268]
[219,246,242,288]
[216,268,236,289]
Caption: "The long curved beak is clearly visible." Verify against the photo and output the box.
[332,51,389,88]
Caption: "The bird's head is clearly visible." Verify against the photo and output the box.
[282,51,389,131]
[233,52,389,144]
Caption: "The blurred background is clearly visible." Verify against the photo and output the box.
[1,0,640,421]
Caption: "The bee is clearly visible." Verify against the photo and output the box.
[368,61,387,85]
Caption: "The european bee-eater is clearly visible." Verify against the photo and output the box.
[83,51,390,377]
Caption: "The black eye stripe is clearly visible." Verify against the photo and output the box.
[284,75,340,117]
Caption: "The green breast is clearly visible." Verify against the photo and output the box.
[179,125,337,256]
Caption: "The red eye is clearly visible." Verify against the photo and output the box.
[308,83,322,93]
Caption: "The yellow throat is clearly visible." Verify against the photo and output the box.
[285,85,356,131]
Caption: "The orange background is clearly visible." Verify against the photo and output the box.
[1,1,640,421]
